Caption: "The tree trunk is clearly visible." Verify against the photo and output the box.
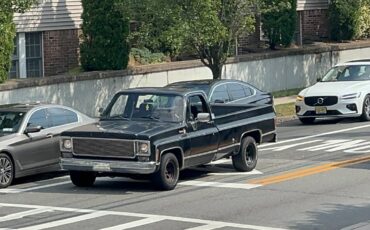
[210,64,222,80]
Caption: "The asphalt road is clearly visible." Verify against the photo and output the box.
[2,118,370,230]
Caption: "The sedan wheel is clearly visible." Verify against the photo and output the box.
[0,153,14,188]
[360,95,370,121]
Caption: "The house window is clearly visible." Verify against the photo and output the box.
[26,32,43,78]
[9,36,19,79]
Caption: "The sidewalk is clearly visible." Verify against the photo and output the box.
[274,96,296,105]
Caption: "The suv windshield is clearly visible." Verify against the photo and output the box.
[322,65,370,82]
[104,93,184,123]
[0,111,25,134]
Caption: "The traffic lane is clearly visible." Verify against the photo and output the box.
[275,118,370,141]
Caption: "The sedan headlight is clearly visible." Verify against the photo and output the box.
[135,141,150,156]
[296,95,304,102]
[60,138,73,152]
[342,92,361,100]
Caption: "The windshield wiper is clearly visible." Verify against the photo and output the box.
[104,115,130,120]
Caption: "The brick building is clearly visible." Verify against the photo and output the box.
[10,0,82,79]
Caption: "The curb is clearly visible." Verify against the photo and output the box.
[276,115,297,124]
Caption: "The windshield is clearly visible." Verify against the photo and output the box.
[104,93,184,123]
[0,111,25,134]
[322,65,370,82]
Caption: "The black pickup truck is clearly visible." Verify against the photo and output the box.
[60,87,276,190]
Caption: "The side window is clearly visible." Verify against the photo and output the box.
[48,108,78,127]
[28,109,50,129]
[187,95,209,121]
[210,84,230,103]
[227,83,246,101]
[243,85,253,97]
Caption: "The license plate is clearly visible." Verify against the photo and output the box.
[315,106,327,114]
[93,163,111,172]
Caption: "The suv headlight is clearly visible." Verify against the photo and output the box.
[342,92,361,99]
[296,95,304,102]
[136,141,150,156]
[60,138,73,152]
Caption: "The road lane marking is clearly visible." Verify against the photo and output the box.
[260,140,320,151]
[0,203,287,230]
[18,212,108,230]
[0,209,53,222]
[185,224,225,230]
[179,180,262,189]
[260,123,370,148]
[248,155,370,186]
[101,217,165,230]
[0,181,71,194]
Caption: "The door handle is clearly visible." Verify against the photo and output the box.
[46,133,53,138]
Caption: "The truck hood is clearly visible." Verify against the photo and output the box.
[302,81,368,96]
[62,120,183,139]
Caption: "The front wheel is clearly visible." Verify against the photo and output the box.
[299,117,315,124]
[70,171,96,187]
[0,153,14,188]
[151,153,179,190]
[232,136,258,172]
[360,95,370,121]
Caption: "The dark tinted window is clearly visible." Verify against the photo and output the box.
[227,83,246,100]
[28,109,49,129]
[243,85,253,97]
[48,108,78,127]
[210,84,230,103]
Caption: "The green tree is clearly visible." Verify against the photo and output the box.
[261,0,297,50]
[0,0,37,83]
[329,0,362,41]
[129,0,257,80]
[80,0,130,71]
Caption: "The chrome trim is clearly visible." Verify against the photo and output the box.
[262,130,276,137]
[184,150,218,159]
[60,158,157,174]
[217,143,240,151]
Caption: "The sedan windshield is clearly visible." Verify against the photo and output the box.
[0,111,25,134]
[322,65,370,82]
[104,93,184,123]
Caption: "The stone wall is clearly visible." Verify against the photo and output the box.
[43,29,80,76]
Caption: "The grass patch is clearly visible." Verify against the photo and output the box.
[67,67,83,75]
[272,88,304,98]
[275,102,296,117]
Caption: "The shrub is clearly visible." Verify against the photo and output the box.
[357,4,370,38]
[0,12,15,83]
[329,0,362,41]
[261,0,297,49]
[130,48,167,65]
[80,0,130,71]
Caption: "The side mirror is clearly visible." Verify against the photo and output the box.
[24,126,42,134]
[196,113,211,123]
[317,78,322,82]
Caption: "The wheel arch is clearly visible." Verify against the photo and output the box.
[0,150,16,178]
[240,130,262,145]
[160,147,184,170]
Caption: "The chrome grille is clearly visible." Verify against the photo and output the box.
[72,138,135,159]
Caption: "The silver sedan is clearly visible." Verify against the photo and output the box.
[0,103,94,188]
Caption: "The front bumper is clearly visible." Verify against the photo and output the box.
[295,98,362,118]
[60,158,157,174]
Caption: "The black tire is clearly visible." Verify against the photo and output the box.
[232,136,258,172]
[151,153,179,190]
[0,153,14,188]
[70,171,96,187]
[360,95,370,121]
[299,117,316,124]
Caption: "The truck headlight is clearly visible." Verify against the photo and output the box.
[60,138,73,152]
[136,141,150,156]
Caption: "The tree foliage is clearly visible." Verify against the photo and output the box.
[130,0,257,80]
[329,0,362,41]
[261,0,297,49]
[0,0,37,83]
[80,0,130,71]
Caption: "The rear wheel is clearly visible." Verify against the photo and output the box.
[360,95,370,121]
[299,117,315,124]
[70,171,96,187]
[0,153,14,188]
[151,153,179,190]
[232,136,258,172]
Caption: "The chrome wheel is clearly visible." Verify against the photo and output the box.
[360,95,370,121]
[0,155,13,188]
[365,97,370,115]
